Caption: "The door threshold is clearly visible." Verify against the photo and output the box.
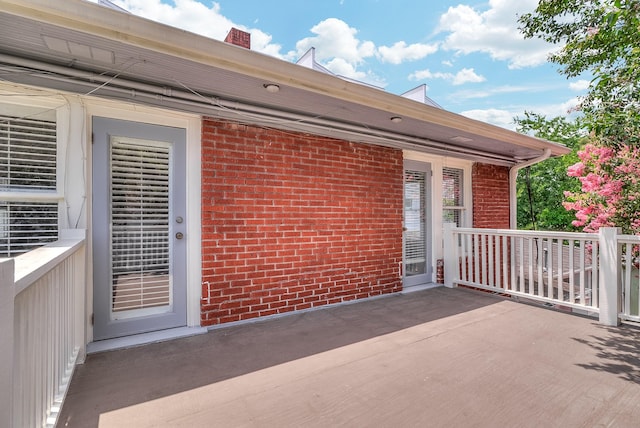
[87,326,208,354]
[401,283,441,294]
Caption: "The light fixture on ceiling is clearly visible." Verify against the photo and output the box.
[263,83,280,93]
[390,116,402,123]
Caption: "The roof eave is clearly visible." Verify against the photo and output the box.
[0,0,570,159]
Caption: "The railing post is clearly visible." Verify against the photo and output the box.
[599,227,621,326]
[0,258,15,427]
[443,223,458,288]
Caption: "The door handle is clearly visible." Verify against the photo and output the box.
[175,232,184,240]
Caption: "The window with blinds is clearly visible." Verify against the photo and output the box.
[0,112,58,257]
[443,167,464,227]
[110,139,172,315]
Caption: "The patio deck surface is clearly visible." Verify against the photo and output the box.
[59,287,640,427]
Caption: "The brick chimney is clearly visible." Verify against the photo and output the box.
[224,28,251,49]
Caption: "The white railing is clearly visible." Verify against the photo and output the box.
[617,232,640,322]
[444,225,599,316]
[443,225,640,326]
[0,230,86,428]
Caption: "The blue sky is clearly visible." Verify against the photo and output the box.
[98,0,588,130]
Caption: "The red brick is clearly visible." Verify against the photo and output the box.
[472,163,510,229]
[201,118,403,326]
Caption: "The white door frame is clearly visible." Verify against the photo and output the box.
[86,101,201,342]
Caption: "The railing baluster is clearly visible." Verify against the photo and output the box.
[460,232,467,283]
[509,236,516,292]
[518,237,525,293]
[494,235,500,289]
[474,233,480,283]
[450,229,459,284]
[579,240,586,306]
[624,243,632,316]
[557,239,564,302]
[537,238,544,297]
[568,240,575,303]
[481,234,487,285]
[527,237,534,295]
[592,241,598,308]
[502,235,508,290]
[547,239,553,298]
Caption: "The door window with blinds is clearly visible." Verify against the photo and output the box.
[403,161,432,286]
[0,104,58,257]
[110,137,172,319]
[443,167,465,227]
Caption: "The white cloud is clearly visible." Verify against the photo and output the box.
[294,18,375,66]
[461,96,582,130]
[451,84,549,100]
[461,108,516,129]
[409,68,485,86]
[109,0,286,57]
[324,58,368,81]
[569,79,590,91]
[292,18,389,86]
[377,41,439,64]
[409,69,450,81]
[437,0,557,69]
[452,68,486,85]
[531,97,582,117]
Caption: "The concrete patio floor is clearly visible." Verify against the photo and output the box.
[59,287,640,427]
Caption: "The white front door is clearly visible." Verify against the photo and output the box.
[92,117,187,340]
[403,160,432,287]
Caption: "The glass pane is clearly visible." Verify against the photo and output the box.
[0,115,57,191]
[443,167,463,207]
[0,202,58,257]
[443,208,463,227]
[110,139,171,315]
[404,169,426,276]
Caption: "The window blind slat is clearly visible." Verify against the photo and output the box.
[110,140,172,313]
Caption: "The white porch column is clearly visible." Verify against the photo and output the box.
[599,227,621,326]
[443,223,458,288]
[0,258,15,427]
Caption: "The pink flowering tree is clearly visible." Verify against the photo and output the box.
[564,141,640,234]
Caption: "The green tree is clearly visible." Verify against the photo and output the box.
[519,1,640,234]
[515,112,585,230]
[519,0,640,147]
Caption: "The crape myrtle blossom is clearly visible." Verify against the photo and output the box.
[564,142,640,235]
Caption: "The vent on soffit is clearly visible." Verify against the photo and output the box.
[43,35,115,64]
[450,136,473,143]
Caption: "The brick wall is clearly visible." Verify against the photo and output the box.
[201,119,404,326]
[472,163,510,229]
